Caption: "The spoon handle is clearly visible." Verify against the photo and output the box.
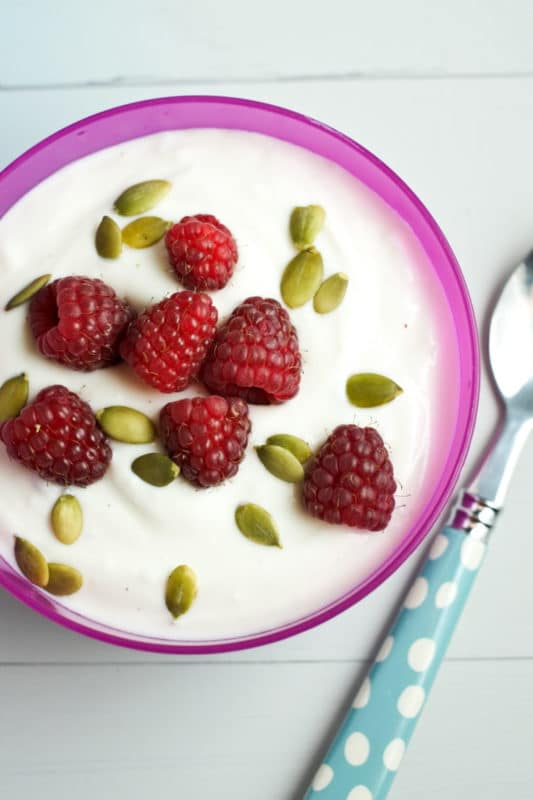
[468,410,533,509]
[304,524,486,800]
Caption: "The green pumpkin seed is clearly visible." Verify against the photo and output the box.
[45,563,83,596]
[0,373,29,423]
[114,180,171,216]
[346,372,403,408]
[51,495,83,545]
[95,215,122,259]
[122,216,172,249]
[131,453,180,486]
[255,444,304,483]
[266,433,312,464]
[235,504,281,548]
[313,272,349,314]
[289,205,325,249]
[165,564,198,619]
[280,248,324,308]
[5,274,51,311]
[14,537,49,587]
[96,406,156,444]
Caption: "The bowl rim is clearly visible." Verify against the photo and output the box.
[0,95,480,654]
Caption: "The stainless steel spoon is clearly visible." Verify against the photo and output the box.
[304,250,533,800]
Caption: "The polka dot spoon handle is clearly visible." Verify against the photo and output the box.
[305,525,487,799]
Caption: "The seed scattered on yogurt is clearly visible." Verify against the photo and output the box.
[0,129,456,640]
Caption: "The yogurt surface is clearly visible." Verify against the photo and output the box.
[0,129,458,640]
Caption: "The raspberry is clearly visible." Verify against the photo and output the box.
[28,276,134,371]
[119,291,218,393]
[0,385,111,487]
[200,296,301,404]
[160,395,251,487]
[303,425,396,531]
[165,214,238,291]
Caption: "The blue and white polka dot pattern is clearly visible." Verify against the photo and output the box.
[305,526,486,799]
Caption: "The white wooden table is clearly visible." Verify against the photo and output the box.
[1,3,532,798]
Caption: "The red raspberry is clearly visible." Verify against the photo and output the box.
[303,425,396,531]
[160,395,251,487]
[165,214,238,291]
[0,385,111,487]
[28,276,134,371]
[119,291,218,393]
[200,297,301,404]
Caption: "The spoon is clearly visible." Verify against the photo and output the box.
[304,250,533,799]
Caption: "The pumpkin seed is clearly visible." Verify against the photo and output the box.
[255,444,304,483]
[14,537,49,587]
[313,272,349,314]
[280,248,323,308]
[131,453,180,486]
[45,563,83,596]
[346,372,403,408]
[51,495,83,545]
[235,503,281,548]
[96,406,156,444]
[5,274,51,310]
[114,180,171,216]
[266,433,312,464]
[165,564,198,619]
[95,215,122,258]
[122,216,172,248]
[289,205,325,249]
[0,373,29,423]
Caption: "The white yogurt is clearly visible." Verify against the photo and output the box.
[0,129,457,641]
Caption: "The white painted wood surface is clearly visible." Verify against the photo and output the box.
[3,0,533,84]
[1,3,532,798]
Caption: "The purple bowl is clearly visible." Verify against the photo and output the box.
[0,96,479,653]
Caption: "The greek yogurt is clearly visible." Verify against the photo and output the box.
[0,129,458,640]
